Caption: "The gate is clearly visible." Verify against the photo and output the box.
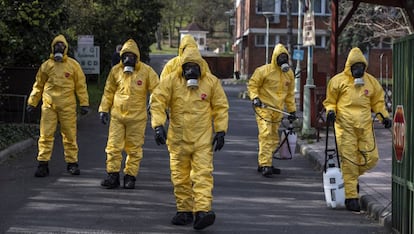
[392,34,414,234]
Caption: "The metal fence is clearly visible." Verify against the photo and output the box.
[392,34,414,234]
[0,94,27,123]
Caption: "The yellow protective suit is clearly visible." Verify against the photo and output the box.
[151,47,229,212]
[323,47,389,199]
[160,34,211,80]
[28,34,89,163]
[99,39,159,177]
[247,44,296,167]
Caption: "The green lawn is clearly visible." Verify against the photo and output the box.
[149,43,177,55]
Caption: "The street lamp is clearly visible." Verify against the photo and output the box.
[262,12,274,64]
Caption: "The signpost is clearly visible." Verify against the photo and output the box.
[74,46,100,75]
[75,35,100,75]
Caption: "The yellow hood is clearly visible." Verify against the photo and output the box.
[344,47,368,76]
[178,35,198,56]
[178,47,206,78]
[270,43,290,69]
[49,34,69,61]
[120,39,141,62]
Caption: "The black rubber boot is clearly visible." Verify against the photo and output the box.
[101,172,120,189]
[171,212,193,225]
[67,163,80,175]
[123,174,136,189]
[193,211,215,230]
[34,161,49,177]
[345,198,361,212]
[258,166,281,177]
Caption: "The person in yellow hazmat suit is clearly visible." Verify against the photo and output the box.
[150,47,228,230]
[26,34,90,177]
[98,39,159,189]
[160,34,210,80]
[323,47,392,212]
[247,43,297,178]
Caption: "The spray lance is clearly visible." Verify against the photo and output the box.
[252,102,298,159]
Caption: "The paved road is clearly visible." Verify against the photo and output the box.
[0,81,390,233]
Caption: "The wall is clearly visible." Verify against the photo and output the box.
[203,56,234,79]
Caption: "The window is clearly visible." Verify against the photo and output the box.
[256,34,327,48]
[255,34,277,47]
[199,38,205,46]
[257,0,275,13]
[280,0,331,15]
[256,34,266,46]
[281,0,299,14]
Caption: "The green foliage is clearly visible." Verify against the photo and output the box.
[0,0,69,67]
[0,123,39,151]
[87,82,104,109]
[0,0,162,74]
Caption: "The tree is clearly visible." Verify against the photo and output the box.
[338,1,412,53]
[0,0,162,75]
[0,0,69,67]
[156,0,233,48]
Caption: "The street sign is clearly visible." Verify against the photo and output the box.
[74,46,100,75]
[303,11,315,46]
[393,105,405,163]
[78,35,94,47]
[293,49,304,61]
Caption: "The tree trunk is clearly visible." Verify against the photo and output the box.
[156,24,163,50]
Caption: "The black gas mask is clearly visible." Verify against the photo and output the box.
[276,53,290,72]
[182,62,201,89]
[121,52,137,73]
[53,42,66,62]
[351,62,366,86]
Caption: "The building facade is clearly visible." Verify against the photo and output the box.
[232,0,393,80]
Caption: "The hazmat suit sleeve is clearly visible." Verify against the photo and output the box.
[147,66,160,93]
[98,69,118,113]
[71,59,89,106]
[150,77,171,128]
[28,63,49,107]
[211,77,229,133]
[323,75,340,113]
[247,68,264,100]
[284,70,296,113]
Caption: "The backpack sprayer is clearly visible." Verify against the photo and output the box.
[323,118,345,209]
[322,112,386,208]
[253,103,298,160]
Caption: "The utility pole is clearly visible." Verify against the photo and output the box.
[302,0,316,138]
[295,0,303,109]
[263,12,273,64]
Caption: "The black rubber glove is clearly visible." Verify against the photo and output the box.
[154,126,166,145]
[327,110,336,123]
[288,112,297,121]
[212,131,225,151]
[80,106,90,115]
[252,97,262,107]
[26,105,35,113]
[99,112,109,125]
[383,117,392,129]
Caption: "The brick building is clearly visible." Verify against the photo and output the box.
[232,0,393,82]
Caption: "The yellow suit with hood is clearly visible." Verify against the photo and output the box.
[160,34,211,80]
[150,47,229,212]
[28,34,89,163]
[99,39,159,177]
[323,47,389,199]
[247,44,296,167]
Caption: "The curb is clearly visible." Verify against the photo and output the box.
[298,141,393,231]
[0,138,35,162]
